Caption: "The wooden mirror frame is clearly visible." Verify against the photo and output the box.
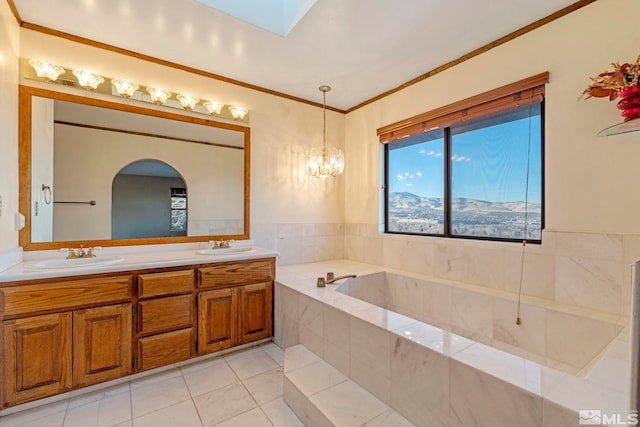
[19,85,250,250]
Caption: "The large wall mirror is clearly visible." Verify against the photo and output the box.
[19,85,250,250]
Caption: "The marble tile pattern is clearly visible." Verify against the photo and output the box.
[345,227,634,317]
[338,269,623,372]
[283,345,412,427]
[251,222,345,266]
[0,342,304,427]
[276,260,631,427]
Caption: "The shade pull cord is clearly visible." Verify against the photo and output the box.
[516,102,533,326]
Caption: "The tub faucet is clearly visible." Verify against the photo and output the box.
[317,272,357,287]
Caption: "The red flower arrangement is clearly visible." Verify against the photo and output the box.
[582,55,640,121]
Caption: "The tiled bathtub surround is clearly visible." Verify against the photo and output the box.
[345,226,638,317]
[252,223,344,266]
[275,260,630,427]
[341,272,625,373]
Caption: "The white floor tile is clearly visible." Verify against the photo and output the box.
[183,359,239,397]
[130,368,182,389]
[212,407,272,427]
[193,382,257,427]
[263,343,285,367]
[63,400,100,427]
[133,400,202,427]
[226,350,279,380]
[131,376,191,418]
[14,410,67,427]
[68,382,130,409]
[362,409,415,426]
[0,399,69,427]
[180,356,227,376]
[96,391,133,427]
[261,398,305,427]
[242,367,283,404]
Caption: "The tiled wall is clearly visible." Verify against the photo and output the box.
[252,223,344,265]
[345,226,637,317]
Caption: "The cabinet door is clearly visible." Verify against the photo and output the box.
[4,312,72,406]
[238,282,273,344]
[73,304,132,388]
[198,288,237,354]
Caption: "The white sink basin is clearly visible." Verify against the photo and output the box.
[25,256,125,269]
[197,247,256,255]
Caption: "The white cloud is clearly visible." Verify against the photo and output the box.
[397,174,405,182]
[451,155,471,162]
[416,171,423,177]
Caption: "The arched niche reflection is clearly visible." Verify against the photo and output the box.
[111,159,187,239]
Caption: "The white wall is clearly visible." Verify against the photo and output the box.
[343,0,640,316]
[19,29,346,263]
[345,0,640,233]
[0,1,19,251]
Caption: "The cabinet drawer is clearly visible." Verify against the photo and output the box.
[0,276,133,319]
[197,259,275,289]
[138,270,194,299]
[137,294,194,336]
[137,328,194,371]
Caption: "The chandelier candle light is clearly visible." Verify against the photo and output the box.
[306,85,344,178]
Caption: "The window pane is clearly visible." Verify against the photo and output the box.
[171,196,186,209]
[387,129,445,234]
[171,209,187,231]
[450,104,542,240]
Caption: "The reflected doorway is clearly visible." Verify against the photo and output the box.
[111,159,187,239]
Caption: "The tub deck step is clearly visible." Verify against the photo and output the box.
[283,344,414,426]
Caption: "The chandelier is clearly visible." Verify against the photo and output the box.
[306,85,344,178]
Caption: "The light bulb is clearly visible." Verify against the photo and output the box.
[203,100,224,115]
[229,106,248,120]
[28,59,65,81]
[146,86,172,105]
[72,69,105,90]
[111,78,140,98]
[177,94,199,111]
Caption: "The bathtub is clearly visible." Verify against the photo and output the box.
[275,260,629,427]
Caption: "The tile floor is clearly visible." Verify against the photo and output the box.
[0,342,304,427]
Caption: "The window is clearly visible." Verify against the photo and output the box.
[381,74,546,242]
[170,187,187,231]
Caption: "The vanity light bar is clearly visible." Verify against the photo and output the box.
[21,58,250,123]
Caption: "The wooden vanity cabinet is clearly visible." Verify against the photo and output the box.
[0,257,276,408]
[1,275,133,406]
[135,270,195,371]
[197,258,275,355]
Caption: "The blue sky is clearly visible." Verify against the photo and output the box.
[388,114,542,203]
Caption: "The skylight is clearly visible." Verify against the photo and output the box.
[195,0,317,36]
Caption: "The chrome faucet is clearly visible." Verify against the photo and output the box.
[60,245,101,259]
[317,272,357,287]
[208,239,235,249]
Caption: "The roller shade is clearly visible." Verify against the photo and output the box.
[378,72,549,143]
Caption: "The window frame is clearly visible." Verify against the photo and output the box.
[380,73,547,243]
[169,187,187,232]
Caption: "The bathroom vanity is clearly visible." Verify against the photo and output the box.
[0,249,276,408]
